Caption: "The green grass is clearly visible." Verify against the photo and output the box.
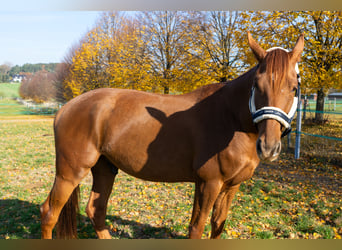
[0,83,20,99]
[0,84,28,118]
[303,100,342,121]
[306,100,342,112]
[0,117,341,239]
[0,99,26,117]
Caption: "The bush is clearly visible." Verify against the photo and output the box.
[19,70,56,103]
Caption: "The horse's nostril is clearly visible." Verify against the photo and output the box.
[275,142,282,154]
[256,138,281,161]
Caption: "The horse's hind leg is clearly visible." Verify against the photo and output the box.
[86,156,117,239]
[40,156,91,239]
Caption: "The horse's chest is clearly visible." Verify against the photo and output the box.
[229,161,259,185]
[218,135,260,184]
[219,151,259,184]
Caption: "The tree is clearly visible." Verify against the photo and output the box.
[106,13,152,91]
[63,12,153,100]
[140,11,190,94]
[0,62,12,82]
[19,68,56,103]
[189,11,250,83]
[55,41,81,102]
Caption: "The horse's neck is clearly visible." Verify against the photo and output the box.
[222,66,256,104]
[219,66,257,130]
[186,66,256,131]
[230,66,257,93]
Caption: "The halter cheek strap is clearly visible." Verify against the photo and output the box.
[249,47,301,138]
[249,87,298,136]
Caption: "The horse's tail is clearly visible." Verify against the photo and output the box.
[56,185,80,239]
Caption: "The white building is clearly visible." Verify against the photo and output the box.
[11,74,26,83]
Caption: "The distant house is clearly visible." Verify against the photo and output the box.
[11,74,26,83]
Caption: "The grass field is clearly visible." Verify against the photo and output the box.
[0,84,341,239]
[0,116,341,239]
[0,83,20,99]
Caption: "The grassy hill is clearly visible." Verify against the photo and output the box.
[0,83,20,99]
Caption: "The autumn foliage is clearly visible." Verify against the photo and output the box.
[58,11,341,122]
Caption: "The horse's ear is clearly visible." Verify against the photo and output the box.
[290,33,304,63]
[247,32,266,62]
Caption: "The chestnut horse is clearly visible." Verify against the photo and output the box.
[40,33,304,239]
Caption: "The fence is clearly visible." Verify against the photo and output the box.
[292,94,342,161]
[17,98,61,115]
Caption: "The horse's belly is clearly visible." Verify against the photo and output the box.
[102,121,195,182]
[105,148,195,182]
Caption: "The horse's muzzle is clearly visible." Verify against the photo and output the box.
[256,138,281,162]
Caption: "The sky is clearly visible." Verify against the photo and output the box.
[0,0,336,66]
[0,11,101,66]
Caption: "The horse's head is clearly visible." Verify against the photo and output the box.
[247,32,304,161]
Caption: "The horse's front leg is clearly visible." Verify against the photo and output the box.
[210,183,240,239]
[189,180,222,239]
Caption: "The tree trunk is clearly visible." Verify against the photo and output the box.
[315,88,325,123]
[164,86,170,94]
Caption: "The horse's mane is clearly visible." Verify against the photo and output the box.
[263,49,290,92]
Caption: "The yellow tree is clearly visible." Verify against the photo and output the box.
[108,16,153,91]
[63,12,153,100]
[140,11,190,94]
[63,21,115,100]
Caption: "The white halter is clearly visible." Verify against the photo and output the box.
[249,47,301,137]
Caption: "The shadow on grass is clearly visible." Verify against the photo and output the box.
[0,199,41,239]
[0,199,185,239]
[80,215,186,239]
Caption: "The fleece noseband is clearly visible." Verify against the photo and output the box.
[249,47,301,138]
